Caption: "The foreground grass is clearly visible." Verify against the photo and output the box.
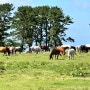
[0,52,90,90]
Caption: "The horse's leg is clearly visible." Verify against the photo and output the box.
[11,49,12,55]
[36,51,38,54]
[4,51,7,56]
[68,55,70,60]
[3,52,5,56]
[19,51,21,54]
[55,55,57,60]
[59,52,61,56]
[51,55,53,60]
[54,55,56,59]
[57,55,59,60]
[72,54,74,60]
[52,55,53,60]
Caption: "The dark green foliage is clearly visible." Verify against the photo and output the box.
[0,3,14,46]
[12,6,74,47]
[0,4,74,47]
[12,6,35,46]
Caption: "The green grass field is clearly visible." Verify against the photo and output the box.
[0,51,90,90]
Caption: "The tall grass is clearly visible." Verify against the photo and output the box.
[0,51,90,90]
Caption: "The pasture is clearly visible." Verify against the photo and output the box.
[0,51,90,90]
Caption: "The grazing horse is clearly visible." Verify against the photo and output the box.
[30,46,42,54]
[40,46,50,52]
[85,44,90,51]
[61,44,71,50]
[79,45,88,53]
[76,45,80,52]
[8,46,15,55]
[68,48,76,60]
[56,46,65,55]
[14,46,23,54]
[49,46,65,60]
[61,44,76,51]
[0,47,10,56]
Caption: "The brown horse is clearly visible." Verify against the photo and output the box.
[56,46,65,55]
[0,47,10,56]
[40,46,50,52]
[8,46,16,55]
[49,46,65,60]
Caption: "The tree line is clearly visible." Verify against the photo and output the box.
[0,3,74,48]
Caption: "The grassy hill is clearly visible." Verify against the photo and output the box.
[0,51,90,90]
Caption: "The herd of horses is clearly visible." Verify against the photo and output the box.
[49,44,90,60]
[0,45,50,56]
[0,44,90,60]
[0,46,23,56]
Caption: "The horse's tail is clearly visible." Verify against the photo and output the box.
[6,47,10,56]
[49,53,52,60]
[49,49,54,60]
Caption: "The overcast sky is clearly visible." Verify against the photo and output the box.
[0,0,90,46]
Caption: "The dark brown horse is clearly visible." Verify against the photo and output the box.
[40,46,50,52]
[49,46,65,60]
[79,45,88,53]
[14,46,23,54]
[0,47,10,56]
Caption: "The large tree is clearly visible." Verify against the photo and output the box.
[12,6,74,48]
[33,6,50,46]
[0,3,14,46]
[12,6,35,47]
[48,7,74,47]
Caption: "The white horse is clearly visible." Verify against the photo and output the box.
[61,44,71,51]
[85,44,90,50]
[76,45,81,52]
[61,44,71,48]
[68,48,76,60]
[30,46,42,54]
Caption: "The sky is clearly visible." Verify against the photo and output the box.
[0,0,90,46]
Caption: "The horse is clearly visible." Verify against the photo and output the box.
[49,46,65,60]
[0,46,10,56]
[61,44,71,50]
[30,46,42,54]
[76,45,80,52]
[56,46,65,55]
[40,46,50,52]
[14,46,23,54]
[61,44,76,51]
[85,44,90,51]
[8,46,15,55]
[79,45,88,53]
[68,48,76,60]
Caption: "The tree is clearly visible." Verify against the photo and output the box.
[0,3,14,46]
[33,6,50,46]
[12,6,35,47]
[48,6,74,47]
[12,6,74,48]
